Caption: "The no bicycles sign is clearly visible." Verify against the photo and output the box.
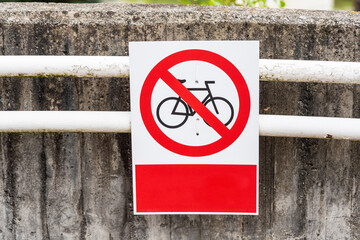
[130,41,259,215]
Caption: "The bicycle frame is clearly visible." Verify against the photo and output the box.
[171,81,219,116]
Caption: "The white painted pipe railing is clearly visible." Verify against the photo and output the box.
[0,56,359,84]
[0,111,130,133]
[260,59,360,84]
[0,111,359,140]
[0,56,130,78]
[0,56,359,139]
[0,111,131,133]
[259,115,360,140]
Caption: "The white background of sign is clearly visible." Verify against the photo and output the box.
[130,41,259,165]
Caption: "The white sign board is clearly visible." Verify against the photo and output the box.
[130,41,259,214]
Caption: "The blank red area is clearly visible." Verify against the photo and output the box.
[135,164,257,213]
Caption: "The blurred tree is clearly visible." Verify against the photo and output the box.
[115,0,285,7]
[355,0,360,10]
[334,0,355,10]
[0,0,100,2]
[0,0,285,7]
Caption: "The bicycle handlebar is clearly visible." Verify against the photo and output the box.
[178,79,215,84]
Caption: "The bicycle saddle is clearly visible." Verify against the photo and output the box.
[178,79,186,83]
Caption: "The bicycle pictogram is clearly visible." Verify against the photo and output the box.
[156,79,234,129]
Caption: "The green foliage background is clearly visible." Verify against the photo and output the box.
[0,0,285,7]
[0,0,101,2]
[334,0,354,10]
[118,0,285,7]
[0,0,355,11]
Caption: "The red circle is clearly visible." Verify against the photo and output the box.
[140,49,251,157]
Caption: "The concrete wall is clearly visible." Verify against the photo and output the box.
[0,3,359,239]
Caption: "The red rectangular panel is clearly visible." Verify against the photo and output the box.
[135,164,257,213]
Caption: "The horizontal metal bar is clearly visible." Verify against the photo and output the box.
[0,111,359,140]
[259,59,360,84]
[0,56,129,78]
[0,111,131,133]
[0,56,359,84]
[259,115,360,140]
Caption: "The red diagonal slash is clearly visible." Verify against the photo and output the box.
[160,70,230,137]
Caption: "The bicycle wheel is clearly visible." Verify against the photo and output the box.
[156,97,189,129]
[203,97,234,127]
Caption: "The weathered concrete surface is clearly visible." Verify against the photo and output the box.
[0,3,359,239]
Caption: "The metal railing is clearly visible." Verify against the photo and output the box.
[1,56,359,84]
[0,56,359,140]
